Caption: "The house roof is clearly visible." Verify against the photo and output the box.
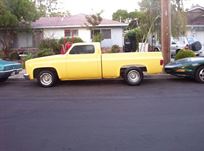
[187,5,204,26]
[188,5,204,12]
[32,14,128,29]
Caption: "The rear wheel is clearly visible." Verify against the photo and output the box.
[37,70,57,87]
[195,66,204,83]
[124,68,143,86]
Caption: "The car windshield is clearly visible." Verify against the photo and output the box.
[187,36,197,44]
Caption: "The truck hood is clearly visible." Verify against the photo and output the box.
[26,54,64,64]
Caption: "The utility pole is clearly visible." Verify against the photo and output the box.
[161,0,171,65]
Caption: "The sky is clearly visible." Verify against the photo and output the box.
[58,0,204,19]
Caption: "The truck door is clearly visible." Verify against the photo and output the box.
[65,44,102,80]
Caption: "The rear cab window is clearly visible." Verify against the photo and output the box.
[69,45,95,54]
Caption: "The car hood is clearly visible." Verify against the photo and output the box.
[0,59,22,71]
[165,57,204,68]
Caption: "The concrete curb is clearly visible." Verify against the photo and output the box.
[9,70,175,80]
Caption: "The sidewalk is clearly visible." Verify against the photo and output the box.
[9,69,175,80]
[9,69,26,79]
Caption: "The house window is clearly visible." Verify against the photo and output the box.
[101,29,111,39]
[91,29,100,39]
[69,45,95,54]
[91,29,111,39]
[64,29,78,37]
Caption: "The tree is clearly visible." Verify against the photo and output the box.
[50,11,70,17]
[138,0,161,41]
[34,0,61,17]
[85,11,103,27]
[85,11,103,42]
[112,9,129,23]
[138,0,186,41]
[0,0,39,56]
[112,9,144,29]
[171,0,186,37]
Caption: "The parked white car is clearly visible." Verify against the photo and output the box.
[170,36,202,57]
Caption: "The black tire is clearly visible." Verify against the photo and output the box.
[36,70,57,87]
[176,49,180,54]
[0,77,8,82]
[189,41,202,51]
[154,47,160,52]
[195,66,204,83]
[124,68,143,86]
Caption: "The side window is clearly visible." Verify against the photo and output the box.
[69,45,95,54]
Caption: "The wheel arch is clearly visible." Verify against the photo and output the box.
[120,65,147,77]
[194,64,204,77]
[194,64,204,82]
[33,67,59,79]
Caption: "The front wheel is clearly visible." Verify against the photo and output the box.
[195,66,204,83]
[124,68,143,86]
[37,70,57,87]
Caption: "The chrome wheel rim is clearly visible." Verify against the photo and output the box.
[40,73,53,86]
[127,70,140,83]
[199,69,204,82]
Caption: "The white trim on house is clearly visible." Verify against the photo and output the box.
[186,25,204,27]
[188,6,204,12]
[32,24,127,29]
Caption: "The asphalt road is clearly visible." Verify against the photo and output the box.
[1,77,204,151]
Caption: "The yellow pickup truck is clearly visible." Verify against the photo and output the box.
[24,42,163,87]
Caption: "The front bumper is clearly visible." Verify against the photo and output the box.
[0,69,22,78]
[165,67,193,77]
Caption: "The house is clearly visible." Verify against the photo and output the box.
[13,14,127,49]
[186,5,204,48]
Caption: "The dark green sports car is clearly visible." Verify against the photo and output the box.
[165,57,204,83]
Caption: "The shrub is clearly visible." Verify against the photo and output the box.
[92,33,102,42]
[21,53,34,68]
[175,49,196,60]
[23,52,34,61]
[36,49,55,58]
[39,39,60,54]
[71,37,84,43]
[58,37,83,45]
[0,51,6,59]
[125,28,143,51]
[111,45,120,53]
[9,52,20,60]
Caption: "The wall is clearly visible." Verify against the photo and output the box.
[13,27,125,49]
[101,28,124,48]
[17,32,33,48]
[43,28,92,42]
[186,27,204,50]
[78,28,91,42]
[0,32,33,49]
[43,28,64,39]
